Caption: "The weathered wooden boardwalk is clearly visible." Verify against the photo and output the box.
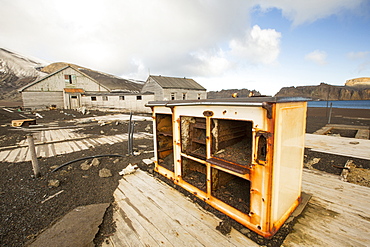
[103,170,258,247]
[103,169,370,247]
[0,128,152,163]
[305,133,370,160]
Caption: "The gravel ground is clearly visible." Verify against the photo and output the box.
[0,106,369,246]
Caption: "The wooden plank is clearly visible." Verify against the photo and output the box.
[283,169,370,246]
[6,147,24,162]
[122,171,257,246]
[305,133,370,160]
[0,150,11,162]
[355,129,369,139]
[117,178,201,246]
[114,188,174,246]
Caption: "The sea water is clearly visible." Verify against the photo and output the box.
[308,100,370,109]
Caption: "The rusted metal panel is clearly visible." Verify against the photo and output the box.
[150,98,307,238]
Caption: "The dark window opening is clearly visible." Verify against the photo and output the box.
[180,117,206,159]
[137,95,142,100]
[71,95,77,99]
[211,168,250,214]
[182,93,186,100]
[102,96,108,101]
[171,93,176,100]
[156,114,174,172]
[119,96,125,100]
[197,93,201,100]
[182,157,207,192]
[91,96,97,101]
[64,75,72,84]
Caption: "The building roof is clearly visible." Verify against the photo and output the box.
[149,75,206,90]
[64,88,85,93]
[79,68,143,93]
[19,65,143,93]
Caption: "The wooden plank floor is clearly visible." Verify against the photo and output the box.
[284,169,370,246]
[305,133,370,160]
[104,169,370,247]
[103,170,258,247]
[0,129,153,163]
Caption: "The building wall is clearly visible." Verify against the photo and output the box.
[23,67,109,92]
[141,78,164,101]
[22,91,64,109]
[162,88,207,101]
[81,94,154,113]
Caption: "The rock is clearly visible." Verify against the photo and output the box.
[91,158,100,167]
[80,161,91,170]
[48,179,60,187]
[28,203,109,247]
[240,228,251,235]
[113,158,120,164]
[50,165,59,170]
[142,158,154,165]
[216,219,232,235]
[275,82,370,100]
[99,168,112,178]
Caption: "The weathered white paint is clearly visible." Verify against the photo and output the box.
[141,77,207,101]
[22,67,108,92]
[22,91,64,109]
[80,94,154,113]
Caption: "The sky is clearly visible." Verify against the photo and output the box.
[1,0,369,95]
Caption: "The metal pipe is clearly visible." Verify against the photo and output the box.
[51,154,125,172]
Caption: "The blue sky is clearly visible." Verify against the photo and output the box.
[0,0,369,95]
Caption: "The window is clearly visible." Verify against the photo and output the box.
[171,93,176,100]
[197,93,201,100]
[91,96,97,101]
[102,96,108,101]
[119,96,125,100]
[64,75,72,84]
[71,95,77,99]
[137,95,142,100]
[182,93,186,100]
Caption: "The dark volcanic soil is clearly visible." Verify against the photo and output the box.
[0,108,154,247]
[0,106,369,246]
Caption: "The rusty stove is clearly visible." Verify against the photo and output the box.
[146,97,308,238]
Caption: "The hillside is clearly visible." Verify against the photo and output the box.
[275,82,370,100]
[207,88,261,99]
[0,48,47,101]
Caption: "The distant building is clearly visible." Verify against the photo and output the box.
[141,75,207,101]
[19,68,207,112]
[19,65,154,112]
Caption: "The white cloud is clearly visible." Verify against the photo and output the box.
[347,51,369,60]
[255,0,365,26]
[229,25,281,65]
[0,0,368,95]
[305,50,328,65]
[347,51,370,73]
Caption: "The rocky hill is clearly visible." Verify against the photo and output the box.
[207,88,261,99]
[275,82,370,100]
[0,48,47,101]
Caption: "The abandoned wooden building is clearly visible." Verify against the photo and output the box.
[19,66,207,113]
[141,75,207,101]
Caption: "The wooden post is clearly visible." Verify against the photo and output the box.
[328,102,333,124]
[27,134,41,178]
